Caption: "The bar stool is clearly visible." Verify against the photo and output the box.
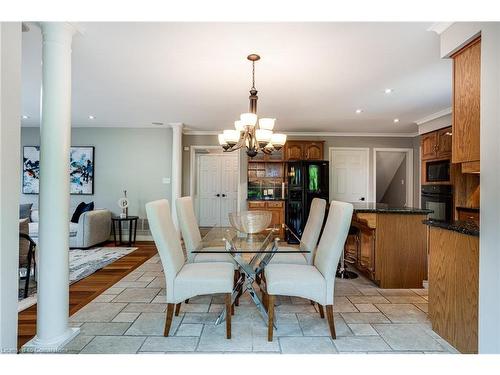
[336,226,358,279]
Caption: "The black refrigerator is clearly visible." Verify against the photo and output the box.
[286,160,329,244]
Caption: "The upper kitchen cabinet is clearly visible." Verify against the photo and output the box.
[284,140,324,160]
[421,126,452,161]
[284,141,304,160]
[304,141,324,160]
[452,37,481,165]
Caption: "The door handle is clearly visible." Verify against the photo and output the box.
[360,197,365,201]
[216,194,220,197]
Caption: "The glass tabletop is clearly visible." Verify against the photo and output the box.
[193,223,307,254]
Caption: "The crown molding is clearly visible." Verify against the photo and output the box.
[183,130,418,138]
[427,22,454,35]
[414,107,452,125]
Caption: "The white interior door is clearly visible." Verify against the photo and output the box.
[330,148,369,203]
[198,155,220,226]
[219,155,239,226]
[197,154,239,226]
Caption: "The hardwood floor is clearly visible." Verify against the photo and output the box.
[17,242,157,349]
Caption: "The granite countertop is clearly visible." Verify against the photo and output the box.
[423,219,479,237]
[247,197,287,201]
[352,202,433,215]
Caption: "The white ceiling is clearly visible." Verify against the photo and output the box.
[21,22,451,134]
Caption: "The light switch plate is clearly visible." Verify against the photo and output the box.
[162,177,171,184]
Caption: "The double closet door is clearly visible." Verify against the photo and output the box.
[197,154,239,227]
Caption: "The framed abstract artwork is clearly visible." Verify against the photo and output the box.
[22,146,95,195]
[70,146,95,195]
[22,146,40,194]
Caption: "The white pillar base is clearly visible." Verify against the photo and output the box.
[20,327,79,353]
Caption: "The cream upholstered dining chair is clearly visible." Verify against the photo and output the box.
[146,199,234,338]
[176,196,237,267]
[269,198,326,265]
[264,200,354,341]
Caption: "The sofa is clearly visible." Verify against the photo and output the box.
[28,208,112,249]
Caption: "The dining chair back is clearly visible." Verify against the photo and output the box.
[176,196,202,261]
[146,199,185,300]
[300,198,327,264]
[313,200,354,305]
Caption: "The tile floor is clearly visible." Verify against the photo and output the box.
[62,254,459,354]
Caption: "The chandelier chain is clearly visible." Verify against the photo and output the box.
[251,61,256,90]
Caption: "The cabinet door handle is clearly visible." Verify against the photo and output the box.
[216,194,220,197]
[222,194,226,197]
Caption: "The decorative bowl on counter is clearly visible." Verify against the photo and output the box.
[229,211,272,234]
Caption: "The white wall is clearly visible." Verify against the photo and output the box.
[418,113,452,135]
[20,127,173,218]
[440,22,500,354]
[0,22,22,353]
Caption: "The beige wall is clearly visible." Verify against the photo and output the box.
[183,133,421,207]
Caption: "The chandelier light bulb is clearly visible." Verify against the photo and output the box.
[234,120,244,132]
[271,133,287,146]
[259,118,275,131]
[223,129,239,145]
[218,133,228,146]
[240,113,257,126]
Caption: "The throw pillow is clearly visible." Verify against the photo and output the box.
[71,201,94,223]
[19,203,33,221]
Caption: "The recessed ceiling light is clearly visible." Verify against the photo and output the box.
[22,115,30,119]
[355,109,363,114]
[393,118,400,123]
[384,88,393,94]
[88,115,95,120]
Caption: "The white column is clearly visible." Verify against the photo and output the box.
[170,123,183,231]
[0,22,22,354]
[23,22,79,352]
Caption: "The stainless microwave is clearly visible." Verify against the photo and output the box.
[425,159,451,183]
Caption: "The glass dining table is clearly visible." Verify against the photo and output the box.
[192,222,307,327]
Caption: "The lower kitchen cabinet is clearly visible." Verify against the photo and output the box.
[349,212,428,288]
[428,226,478,354]
[248,200,285,238]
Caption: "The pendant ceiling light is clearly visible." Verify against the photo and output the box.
[218,54,287,158]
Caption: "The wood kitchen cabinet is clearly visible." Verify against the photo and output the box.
[428,226,479,353]
[452,37,481,164]
[284,141,324,160]
[248,200,285,238]
[350,212,428,288]
[421,127,452,161]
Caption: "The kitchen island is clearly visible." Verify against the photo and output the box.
[346,203,432,289]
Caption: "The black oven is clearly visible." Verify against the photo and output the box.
[421,185,453,222]
[425,159,450,183]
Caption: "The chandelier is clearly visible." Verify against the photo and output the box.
[218,54,287,158]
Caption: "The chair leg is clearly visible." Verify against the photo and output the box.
[318,303,325,319]
[175,303,181,316]
[24,246,33,299]
[225,293,232,339]
[325,305,336,339]
[267,294,275,342]
[235,273,245,306]
[310,300,315,305]
[262,290,268,311]
[164,303,175,336]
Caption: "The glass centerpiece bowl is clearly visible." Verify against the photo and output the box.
[229,211,272,234]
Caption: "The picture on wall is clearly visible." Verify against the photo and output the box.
[70,147,95,195]
[22,146,40,194]
[22,146,95,195]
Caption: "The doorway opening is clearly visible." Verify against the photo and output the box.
[373,148,414,207]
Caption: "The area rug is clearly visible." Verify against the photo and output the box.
[18,246,137,312]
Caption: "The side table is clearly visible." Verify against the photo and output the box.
[111,216,139,246]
